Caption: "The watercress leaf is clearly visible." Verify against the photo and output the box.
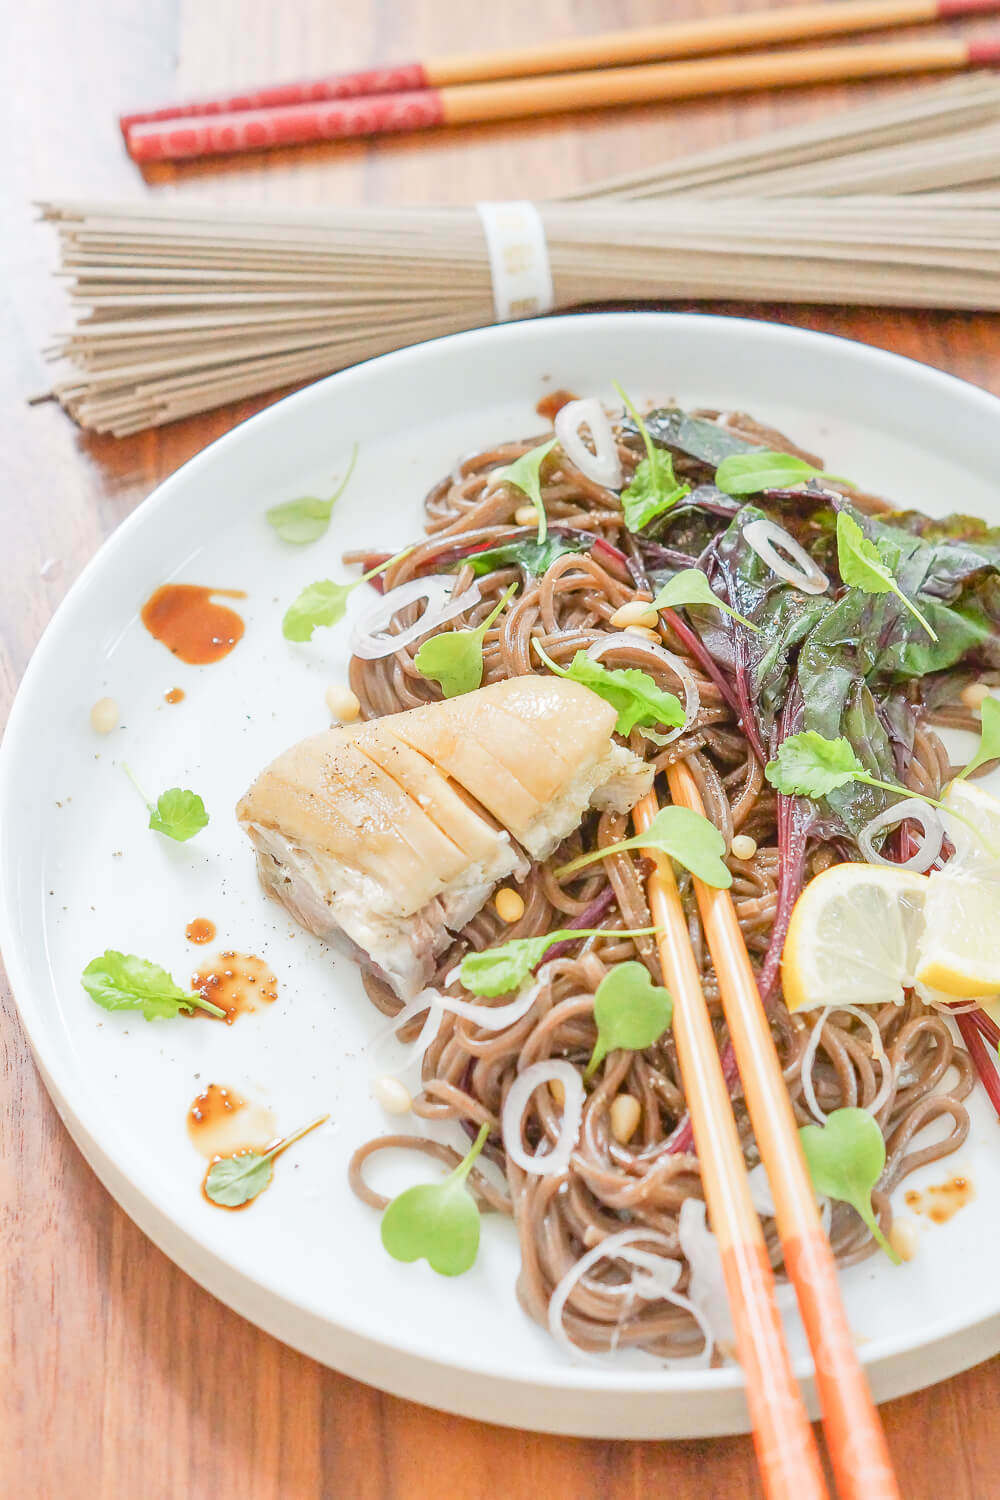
[414,583,517,698]
[148,787,209,842]
[956,693,1000,780]
[380,1123,489,1276]
[265,445,358,544]
[282,578,354,642]
[489,439,558,544]
[652,567,761,633]
[615,383,691,532]
[765,731,865,799]
[460,932,573,996]
[534,644,684,737]
[464,534,588,578]
[799,1107,900,1264]
[205,1150,274,1207]
[715,451,854,496]
[836,511,937,643]
[585,961,673,1078]
[80,950,225,1020]
[556,806,732,889]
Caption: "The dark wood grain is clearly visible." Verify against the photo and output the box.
[2,3,999,1496]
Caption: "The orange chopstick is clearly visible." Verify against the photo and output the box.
[120,0,1000,130]
[124,35,1000,162]
[632,791,829,1500]
[665,760,901,1500]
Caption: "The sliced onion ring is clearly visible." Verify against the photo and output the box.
[371,978,546,1071]
[859,798,944,874]
[554,398,623,490]
[502,1059,584,1178]
[587,635,700,744]
[742,518,829,595]
[349,575,482,660]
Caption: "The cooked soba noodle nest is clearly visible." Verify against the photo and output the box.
[247,402,984,1361]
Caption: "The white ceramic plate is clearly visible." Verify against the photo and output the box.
[4,313,1000,1440]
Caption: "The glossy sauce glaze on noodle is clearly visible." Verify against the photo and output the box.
[346,401,986,1358]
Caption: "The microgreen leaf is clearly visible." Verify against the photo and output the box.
[533,641,684,737]
[585,962,673,1079]
[282,548,409,642]
[122,763,208,843]
[837,511,937,642]
[414,583,517,698]
[265,444,358,544]
[715,450,854,496]
[463,534,588,578]
[459,926,658,997]
[615,382,691,531]
[380,1121,490,1275]
[555,805,732,889]
[652,567,761,633]
[81,950,226,1020]
[955,694,1000,781]
[488,439,557,544]
[204,1115,327,1208]
[799,1107,900,1264]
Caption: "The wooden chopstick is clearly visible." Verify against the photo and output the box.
[119,0,1000,131]
[123,36,1000,162]
[632,790,830,1500]
[664,760,901,1500]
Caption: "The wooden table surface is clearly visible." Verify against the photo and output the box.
[4,2,1000,1495]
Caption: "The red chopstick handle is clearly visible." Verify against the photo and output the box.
[118,63,428,131]
[124,90,447,163]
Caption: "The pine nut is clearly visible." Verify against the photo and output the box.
[888,1218,918,1263]
[731,834,758,861]
[610,601,658,630]
[961,682,991,711]
[494,887,525,923]
[514,504,538,527]
[374,1077,412,1115]
[624,625,661,645]
[549,1078,566,1106]
[89,697,118,734]
[610,1093,641,1144]
[326,685,361,722]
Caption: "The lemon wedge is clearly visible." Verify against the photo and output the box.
[939,778,1000,876]
[913,869,1000,998]
[781,863,928,1013]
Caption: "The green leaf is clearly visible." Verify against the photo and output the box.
[282,549,408,642]
[957,694,1000,780]
[837,511,937,643]
[265,445,358,544]
[765,731,865,800]
[414,583,517,698]
[715,450,853,496]
[203,1115,327,1208]
[459,926,658,997]
[148,787,209,842]
[555,805,732,889]
[585,962,673,1079]
[489,439,558,544]
[534,642,684,737]
[615,382,691,532]
[380,1122,490,1276]
[81,950,226,1020]
[799,1108,900,1264]
[652,567,761,633]
[463,534,588,578]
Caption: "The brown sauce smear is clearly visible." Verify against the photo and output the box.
[536,388,579,422]
[186,1084,277,1160]
[164,686,185,704]
[191,950,277,1024]
[141,584,246,665]
[904,1175,975,1224]
[185,917,216,944]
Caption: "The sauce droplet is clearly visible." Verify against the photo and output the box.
[536,388,579,422]
[186,1084,277,1160]
[199,1112,328,1211]
[165,686,185,704]
[904,1175,974,1224]
[141,584,246,665]
[185,917,216,944]
[190,951,278,1023]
